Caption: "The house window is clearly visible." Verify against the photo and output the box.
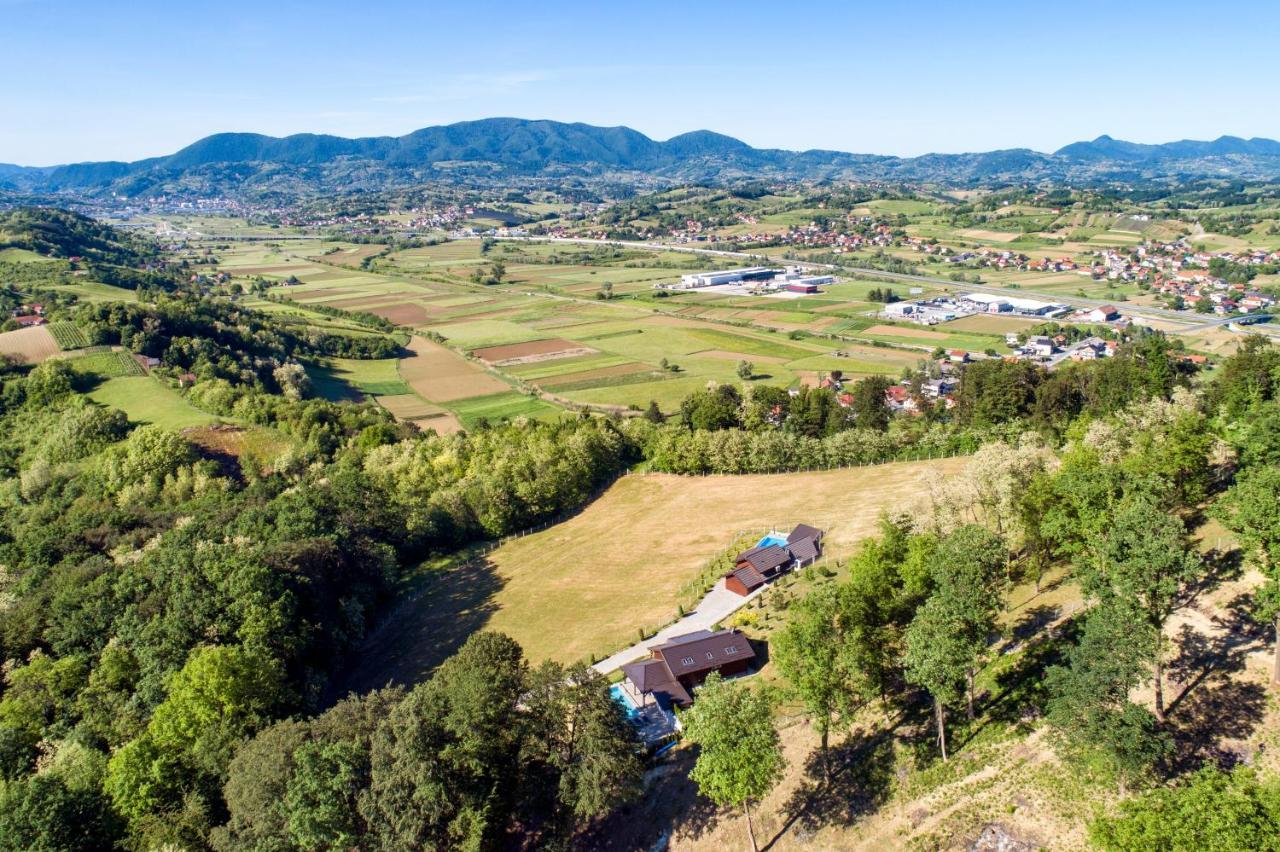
[726,645,739,654]
[681,657,694,666]
[706,652,714,660]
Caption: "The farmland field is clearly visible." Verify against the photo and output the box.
[68,351,146,377]
[307,357,409,401]
[47,321,90,349]
[337,456,968,689]
[398,335,511,401]
[375,394,462,435]
[0,325,59,363]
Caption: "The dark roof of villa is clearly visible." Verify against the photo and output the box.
[788,523,823,544]
[787,536,819,564]
[729,564,767,591]
[736,544,791,573]
[620,659,692,705]
[654,628,756,677]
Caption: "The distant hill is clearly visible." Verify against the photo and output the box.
[1054,134,1280,163]
[0,207,155,266]
[7,118,1280,198]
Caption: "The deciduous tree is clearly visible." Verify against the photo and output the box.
[682,674,784,852]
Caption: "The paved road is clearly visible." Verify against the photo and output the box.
[591,578,768,676]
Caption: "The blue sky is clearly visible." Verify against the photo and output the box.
[5,0,1279,165]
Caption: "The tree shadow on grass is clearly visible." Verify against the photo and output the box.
[769,725,898,847]
[320,555,504,706]
[1009,603,1061,646]
[952,616,1080,753]
[1164,593,1270,772]
[1178,547,1244,611]
[578,747,722,851]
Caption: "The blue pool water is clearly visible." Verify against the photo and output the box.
[757,533,788,549]
[610,684,640,718]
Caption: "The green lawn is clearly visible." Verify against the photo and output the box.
[88,376,221,429]
[307,357,409,401]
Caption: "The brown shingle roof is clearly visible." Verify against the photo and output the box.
[620,659,691,705]
[736,544,790,573]
[788,537,819,563]
[729,564,767,591]
[787,524,822,544]
[654,629,756,677]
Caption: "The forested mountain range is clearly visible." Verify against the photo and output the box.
[4,119,1280,199]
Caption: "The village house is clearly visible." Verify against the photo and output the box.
[619,628,757,709]
[1026,335,1056,358]
[725,524,824,596]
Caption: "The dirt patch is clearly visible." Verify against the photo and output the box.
[369,302,434,326]
[472,337,593,363]
[323,294,428,311]
[398,335,510,402]
[0,325,59,364]
[693,349,789,365]
[864,323,949,340]
[306,245,385,267]
[228,264,324,277]
[411,413,463,435]
[957,228,1023,243]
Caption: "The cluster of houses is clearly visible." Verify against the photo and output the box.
[725,525,825,595]
[1086,241,1279,316]
[1012,333,1118,366]
[814,369,962,414]
[9,303,46,327]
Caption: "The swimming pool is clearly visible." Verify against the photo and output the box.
[610,683,640,718]
[756,533,788,549]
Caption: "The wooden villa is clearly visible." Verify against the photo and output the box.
[619,628,756,709]
[724,523,824,596]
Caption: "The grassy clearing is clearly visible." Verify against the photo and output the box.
[87,376,221,429]
[340,457,969,690]
[307,357,409,401]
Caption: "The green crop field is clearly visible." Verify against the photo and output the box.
[68,351,146,377]
[46,322,90,349]
[446,391,563,427]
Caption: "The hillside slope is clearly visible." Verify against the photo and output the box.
[9,119,1280,197]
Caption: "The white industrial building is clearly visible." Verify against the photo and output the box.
[959,292,1069,317]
